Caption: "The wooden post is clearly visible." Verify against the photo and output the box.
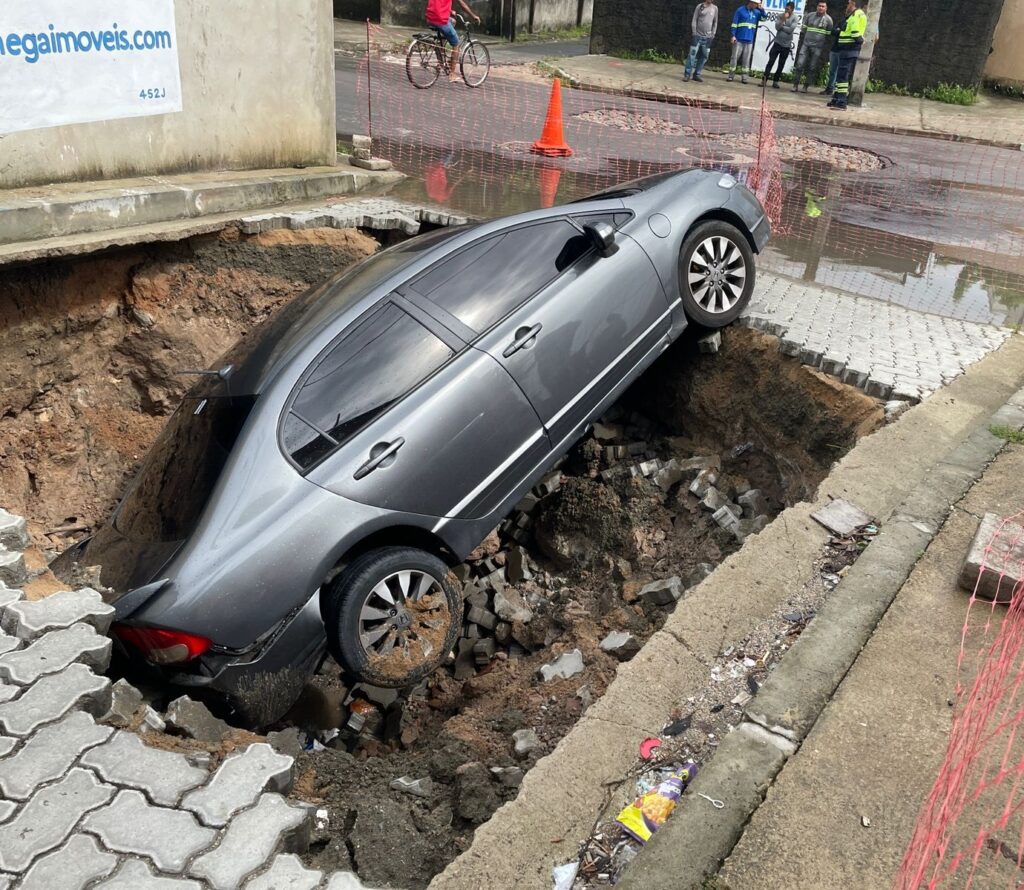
[849,0,881,106]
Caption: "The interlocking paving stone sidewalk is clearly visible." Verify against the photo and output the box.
[742,273,1013,402]
[0,507,378,890]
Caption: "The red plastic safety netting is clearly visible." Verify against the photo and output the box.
[353,22,1024,325]
[896,511,1024,890]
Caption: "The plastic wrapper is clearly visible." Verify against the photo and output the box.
[615,761,698,844]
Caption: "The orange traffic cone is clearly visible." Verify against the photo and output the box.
[538,165,562,207]
[531,80,573,158]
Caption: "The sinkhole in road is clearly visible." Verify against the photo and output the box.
[0,224,882,888]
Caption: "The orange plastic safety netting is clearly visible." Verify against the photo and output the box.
[353,22,1024,325]
[896,511,1024,890]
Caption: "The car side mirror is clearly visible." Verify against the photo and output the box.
[584,222,617,257]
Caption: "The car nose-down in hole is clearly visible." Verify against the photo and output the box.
[66,169,770,724]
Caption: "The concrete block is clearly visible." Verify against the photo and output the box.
[1,588,114,640]
[689,468,719,498]
[713,504,743,531]
[0,632,19,657]
[0,735,15,757]
[737,489,770,519]
[189,793,312,890]
[82,789,217,873]
[101,678,144,727]
[0,587,24,614]
[183,742,294,828]
[0,662,111,736]
[653,459,685,492]
[0,768,115,872]
[17,832,118,890]
[473,638,497,665]
[512,728,541,757]
[0,509,30,551]
[81,729,208,806]
[639,577,684,607]
[493,588,532,624]
[247,854,323,890]
[466,606,497,631]
[349,156,393,171]
[0,799,15,823]
[94,859,203,889]
[592,422,623,442]
[0,710,112,800]
[701,486,729,512]
[165,695,232,743]
[0,547,27,588]
[0,622,111,685]
[959,512,1024,603]
[599,630,641,661]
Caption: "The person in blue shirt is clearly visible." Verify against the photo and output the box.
[728,0,767,84]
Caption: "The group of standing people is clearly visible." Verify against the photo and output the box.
[682,0,869,110]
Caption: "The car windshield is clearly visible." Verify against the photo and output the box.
[114,395,256,544]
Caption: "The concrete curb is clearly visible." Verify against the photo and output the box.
[618,386,1024,890]
[0,161,404,266]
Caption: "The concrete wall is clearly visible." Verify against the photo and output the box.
[361,0,590,35]
[2,1,336,190]
[986,0,1024,87]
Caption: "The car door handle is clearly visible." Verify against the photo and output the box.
[503,323,543,358]
[353,437,405,480]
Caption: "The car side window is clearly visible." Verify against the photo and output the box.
[408,219,593,333]
[282,303,454,470]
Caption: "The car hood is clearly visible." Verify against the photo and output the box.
[79,521,183,601]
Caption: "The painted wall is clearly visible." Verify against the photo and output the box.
[1,1,336,189]
[986,0,1024,86]
[348,0,590,36]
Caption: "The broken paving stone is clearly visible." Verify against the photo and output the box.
[712,504,743,531]
[592,422,624,442]
[737,489,770,519]
[466,606,498,631]
[391,776,435,798]
[599,631,641,661]
[267,727,305,758]
[698,331,722,354]
[0,548,27,589]
[689,468,719,498]
[512,728,541,757]
[102,678,144,727]
[638,577,684,607]
[734,515,769,543]
[165,695,232,743]
[0,510,29,552]
[473,638,497,665]
[139,705,167,734]
[538,648,584,682]
[653,460,685,492]
[811,498,873,536]
[493,587,533,624]
[490,766,525,787]
[506,548,532,584]
[701,486,730,512]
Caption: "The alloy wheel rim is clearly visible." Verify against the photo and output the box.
[687,235,746,313]
[357,570,449,672]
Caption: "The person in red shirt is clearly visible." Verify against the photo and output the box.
[425,0,481,82]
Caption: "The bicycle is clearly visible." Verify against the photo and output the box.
[405,13,491,89]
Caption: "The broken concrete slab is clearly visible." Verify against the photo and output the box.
[959,512,1024,602]
[493,588,533,624]
[600,631,642,661]
[639,577,685,608]
[811,498,873,536]
[164,696,232,743]
[538,649,585,682]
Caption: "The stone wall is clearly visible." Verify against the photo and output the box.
[2,0,337,189]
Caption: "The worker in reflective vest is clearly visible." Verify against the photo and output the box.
[828,0,868,109]
[792,0,833,92]
[727,0,767,84]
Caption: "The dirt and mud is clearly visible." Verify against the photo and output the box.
[0,231,882,889]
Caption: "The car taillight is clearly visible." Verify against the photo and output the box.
[112,624,212,665]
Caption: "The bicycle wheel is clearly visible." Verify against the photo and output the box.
[460,39,491,87]
[406,38,442,89]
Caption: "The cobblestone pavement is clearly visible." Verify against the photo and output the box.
[0,510,375,890]
[741,272,1014,403]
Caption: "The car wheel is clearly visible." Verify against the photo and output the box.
[677,220,756,328]
[322,546,461,688]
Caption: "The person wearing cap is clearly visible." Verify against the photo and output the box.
[728,0,767,84]
[828,0,867,109]
[792,0,833,92]
[684,0,718,82]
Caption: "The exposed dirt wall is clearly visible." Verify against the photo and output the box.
[0,228,379,547]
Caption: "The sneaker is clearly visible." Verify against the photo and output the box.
[683,72,691,81]
[741,76,748,84]
[693,73,704,82]
[822,88,833,95]
[772,82,780,89]
[727,73,734,81]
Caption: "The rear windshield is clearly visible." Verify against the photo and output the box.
[114,396,256,544]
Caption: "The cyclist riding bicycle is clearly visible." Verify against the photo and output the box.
[425,0,481,82]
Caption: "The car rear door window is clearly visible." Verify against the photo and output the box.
[282,303,454,470]
[408,220,593,333]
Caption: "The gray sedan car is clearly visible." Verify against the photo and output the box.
[72,169,769,722]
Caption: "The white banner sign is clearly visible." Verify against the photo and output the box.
[751,0,806,74]
[0,0,181,135]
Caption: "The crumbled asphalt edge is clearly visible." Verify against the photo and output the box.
[612,385,1024,890]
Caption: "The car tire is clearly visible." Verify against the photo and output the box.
[677,220,756,328]
[322,546,462,688]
